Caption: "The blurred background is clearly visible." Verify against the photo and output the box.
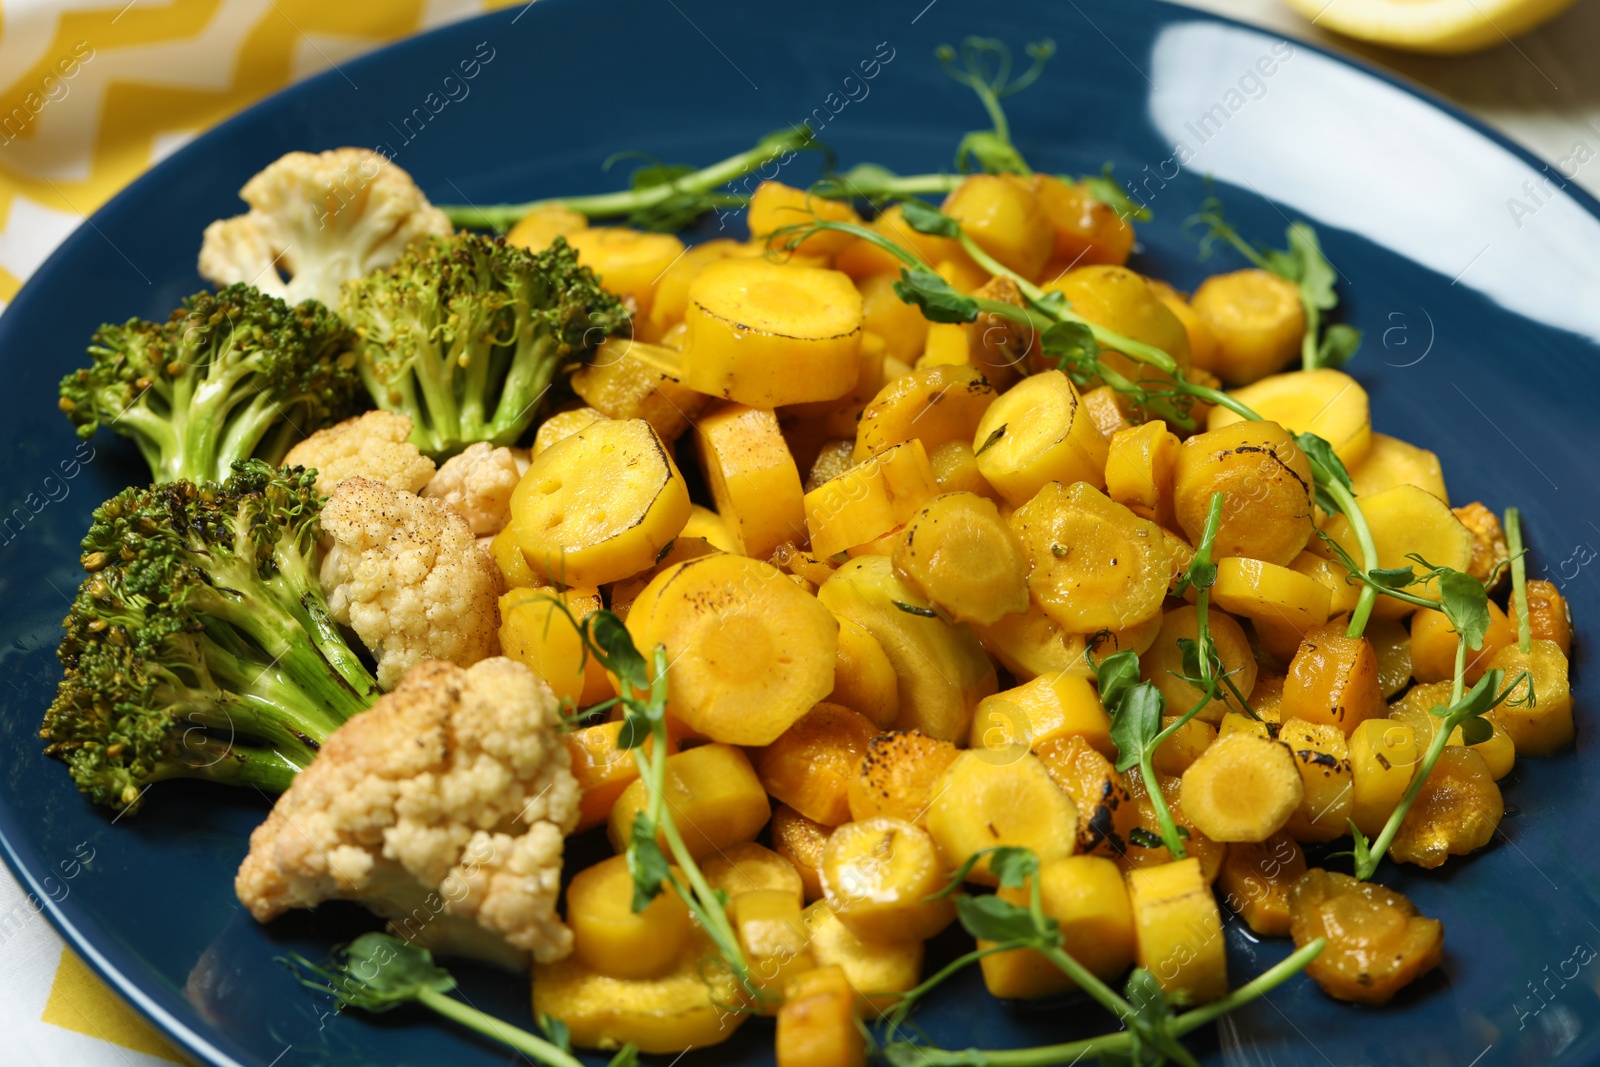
[0,0,1597,316]
[1178,0,1600,186]
[0,0,1594,1063]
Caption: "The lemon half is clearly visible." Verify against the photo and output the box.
[1282,0,1579,53]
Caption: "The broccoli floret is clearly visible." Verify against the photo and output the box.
[343,233,628,458]
[58,285,362,485]
[41,461,379,813]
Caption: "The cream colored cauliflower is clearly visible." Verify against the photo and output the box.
[283,410,436,495]
[320,477,500,689]
[422,442,523,535]
[235,657,580,966]
[199,148,451,309]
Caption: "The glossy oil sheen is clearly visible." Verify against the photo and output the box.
[0,1,1596,1064]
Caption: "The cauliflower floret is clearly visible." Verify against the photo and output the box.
[283,410,436,495]
[320,477,500,689]
[235,657,580,965]
[199,148,451,309]
[422,442,523,535]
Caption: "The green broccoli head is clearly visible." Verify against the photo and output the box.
[343,233,628,457]
[42,460,378,813]
[58,284,362,485]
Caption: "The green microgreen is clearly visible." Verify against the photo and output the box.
[438,127,821,232]
[283,932,632,1067]
[934,36,1056,175]
[551,603,755,997]
[1506,507,1532,654]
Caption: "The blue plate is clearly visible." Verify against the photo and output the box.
[2,0,1598,1063]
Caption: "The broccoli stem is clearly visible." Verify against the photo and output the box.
[191,629,355,743]
[236,616,373,724]
[196,561,375,725]
[109,405,183,483]
[214,388,297,474]
[174,681,326,756]
[165,344,261,483]
[256,538,381,702]
[405,342,465,457]
[295,595,380,700]
[111,334,272,483]
[487,334,560,446]
[440,129,812,232]
[453,315,503,446]
[150,736,309,795]
[222,646,355,742]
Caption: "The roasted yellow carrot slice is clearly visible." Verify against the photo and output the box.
[926,750,1078,885]
[971,369,1109,505]
[941,173,1053,280]
[683,258,863,406]
[776,965,866,1067]
[747,180,863,257]
[703,842,805,907]
[805,440,939,558]
[821,817,956,942]
[757,703,878,826]
[854,363,996,463]
[1126,858,1228,1003]
[510,417,690,586]
[532,932,745,1053]
[1318,484,1474,621]
[1010,481,1179,634]
[1277,717,1355,842]
[626,553,837,745]
[572,338,709,442]
[772,804,832,902]
[1208,368,1372,467]
[1140,605,1257,725]
[817,555,997,742]
[1289,869,1442,1007]
[846,730,961,827]
[970,672,1113,756]
[567,226,685,318]
[1032,174,1135,267]
[829,615,900,728]
[1347,718,1418,837]
[892,491,1029,625]
[1347,432,1448,504]
[696,402,806,559]
[1189,269,1304,385]
[1179,733,1304,842]
[1217,834,1306,937]
[978,855,1135,998]
[567,854,691,980]
[1281,620,1387,736]
[1173,420,1315,567]
[506,205,587,252]
[498,586,612,706]
[608,743,771,858]
[802,902,923,1012]
[734,888,815,1008]
[1104,420,1180,526]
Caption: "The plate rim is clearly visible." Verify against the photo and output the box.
[1,2,1596,1065]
